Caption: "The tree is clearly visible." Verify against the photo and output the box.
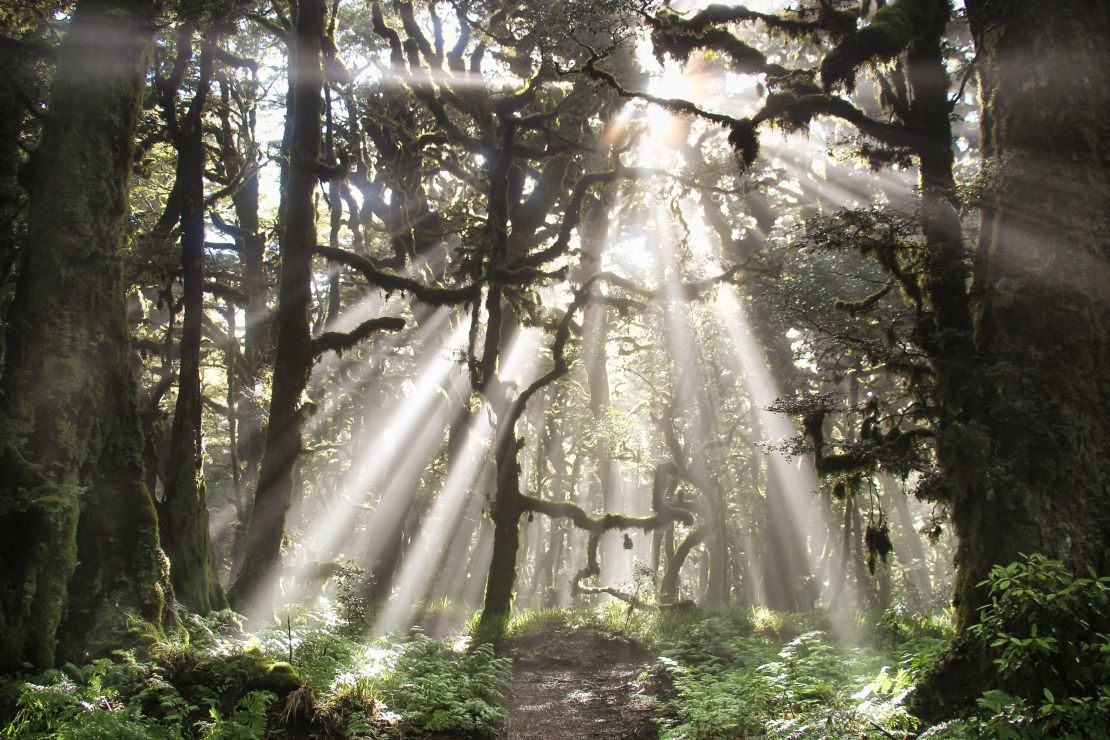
[613,0,1109,709]
[156,21,227,614]
[0,0,170,670]
[229,0,403,614]
[921,0,1110,712]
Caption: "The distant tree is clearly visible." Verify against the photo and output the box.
[155,19,228,615]
[229,0,404,615]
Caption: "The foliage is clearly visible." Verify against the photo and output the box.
[375,634,511,738]
[333,560,372,634]
[651,606,948,739]
[2,661,163,739]
[954,554,1110,737]
[287,628,364,690]
[196,690,275,740]
[0,609,516,739]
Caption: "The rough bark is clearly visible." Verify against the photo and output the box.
[229,0,327,615]
[0,0,169,670]
[0,37,27,344]
[919,0,1110,715]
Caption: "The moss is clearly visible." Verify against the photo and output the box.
[0,0,167,670]
[820,0,949,91]
[253,661,304,696]
[727,120,760,167]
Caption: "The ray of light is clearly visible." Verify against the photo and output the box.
[302,314,468,560]
[371,327,542,633]
[714,287,831,603]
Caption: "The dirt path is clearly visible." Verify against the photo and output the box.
[502,627,660,739]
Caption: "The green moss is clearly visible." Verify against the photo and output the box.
[821,0,949,91]
[254,661,303,695]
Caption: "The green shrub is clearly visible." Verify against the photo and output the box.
[376,634,511,737]
[289,629,363,689]
[962,554,1110,736]
[196,690,275,739]
[2,659,167,739]
[653,608,925,739]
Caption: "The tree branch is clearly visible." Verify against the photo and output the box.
[312,316,406,356]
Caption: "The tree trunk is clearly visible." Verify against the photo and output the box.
[0,37,26,345]
[0,0,169,669]
[918,1,1110,715]
[953,0,1110,628]
[230,0,326,615]
[216,65,270,578]
[476,432,524,636]
[160,34,224,614]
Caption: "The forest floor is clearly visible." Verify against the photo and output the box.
[501,626,661,739]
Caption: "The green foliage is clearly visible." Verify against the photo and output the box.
[652,607,946,739]
[333,560,372,634]
[2,656,171,739]
[0,608,516,739]
[506,603,660,645]
[289,629,363,690]
[956,554,1110,737]
[375,634,511,737]
[319,676,380,738]
[196,690,275,740]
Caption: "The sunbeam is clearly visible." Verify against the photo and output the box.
[371,327,542,633]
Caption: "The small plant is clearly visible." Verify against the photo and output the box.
[319,675,380,737]
[291,629,363,689]
[334,560,372,634]
[197,690,276,739]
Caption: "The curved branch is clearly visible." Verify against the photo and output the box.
[315,244,482,305]
[312,316,405,357]
[820,0,949,92]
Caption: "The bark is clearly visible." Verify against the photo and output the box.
[476,435,525,636]
[0,0,169,669]
[956,0,1110,627]
[919,0,1110,715]
[160,33,225,614]
[0,37,26,344]
[230,0,327,615]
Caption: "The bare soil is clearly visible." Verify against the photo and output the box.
[501,627,660,739]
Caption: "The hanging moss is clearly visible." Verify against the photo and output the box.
[727,120,760,167]
[821,0,949,91]
[864,519,894,574]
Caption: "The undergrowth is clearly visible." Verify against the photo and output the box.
[0,605,511,739]
[648,606,945,739]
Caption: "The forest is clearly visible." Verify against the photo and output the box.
[0,0,1107,737]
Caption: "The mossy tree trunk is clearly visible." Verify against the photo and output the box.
[160,31,225,614]
[0,0,169,670]
[229,0,326,616]
[0,36,28,338]
[952,0,1110,629]
[477,433,526,636]
[918,0,1110,715]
